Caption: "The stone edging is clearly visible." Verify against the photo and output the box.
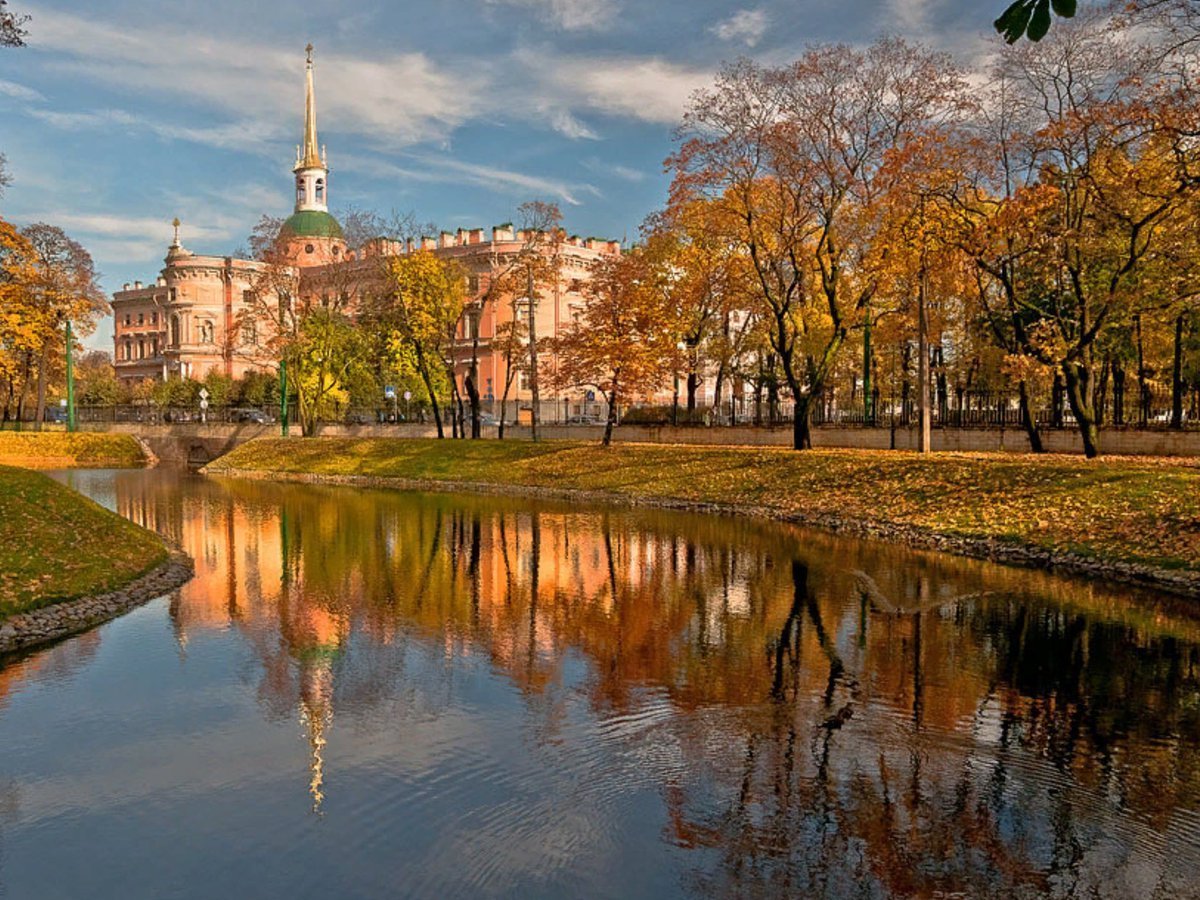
[0,550,195,655]
[206,467,1200,599]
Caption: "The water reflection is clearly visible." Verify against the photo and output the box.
[13,469,1200,898]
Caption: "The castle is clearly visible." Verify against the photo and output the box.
[110,45,620,420]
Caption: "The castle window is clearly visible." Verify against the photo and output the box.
[305,243,315,254]
[296,176,306,205]
[138,312,144,325]
[123,340,132,361]
[151,337,158,356]
[198,321,214,344]
[151,311,158,325]
[170,314,181,347]
[138,340,145,360]
[124,314,131,326]
[242,321,257,346]
[315,178,325,203]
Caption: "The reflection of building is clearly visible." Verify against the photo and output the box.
[111,45,619,418]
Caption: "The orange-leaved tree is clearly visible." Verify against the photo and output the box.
[543,249,682,446]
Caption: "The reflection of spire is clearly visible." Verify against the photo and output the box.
[298,657,334,815]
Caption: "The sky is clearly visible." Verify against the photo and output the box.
[0,0,996,349]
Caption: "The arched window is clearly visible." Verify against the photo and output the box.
[170,314,181,347]
[296,175,306,205]
[315,178,325,203]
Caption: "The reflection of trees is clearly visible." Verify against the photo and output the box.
[92,470,1200,890]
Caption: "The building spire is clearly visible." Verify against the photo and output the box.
[298,43,323,171]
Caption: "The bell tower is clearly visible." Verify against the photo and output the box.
[280,44,344,265]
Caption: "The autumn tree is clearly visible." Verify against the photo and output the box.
[17,224,107,429]
[950,15,1200,456]
[370,250,466,439]
[0,1,27,47]
[0,216,37,423]
[543,249,681,446]
[671,39,967,449]
[643,201,753,420]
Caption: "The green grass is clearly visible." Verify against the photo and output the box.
[0,432,145,469]
[0,466,168,617]
[208,438,1200,576]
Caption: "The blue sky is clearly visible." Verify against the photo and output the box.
[0,0,994,348]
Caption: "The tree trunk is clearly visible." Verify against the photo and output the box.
[792,394,813,450]
[602,381,619,447]
[467,338,482,439]
[686,370,699,413]
[1062,362,1100,458]
[418,360,444,439]
[1017,380,1044,453]
[526,270,540,442]
[34,344,49,432]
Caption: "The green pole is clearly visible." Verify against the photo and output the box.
[65,319,76,433]
[279,358,288,436]
[862,302,873,425]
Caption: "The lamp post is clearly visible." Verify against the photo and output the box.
[279,358,288,437]
[65,319,76,433]
[862,300,872,426]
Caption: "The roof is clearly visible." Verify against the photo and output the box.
[281,209,344,239]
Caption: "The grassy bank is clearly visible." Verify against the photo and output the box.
[208,438,1200,580]
[0,432,145,469]
[0,466,168,617]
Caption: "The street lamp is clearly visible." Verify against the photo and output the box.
[65,319,76,433]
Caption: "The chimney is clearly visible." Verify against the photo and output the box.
[134,280,143,289]
[122,283,130,291]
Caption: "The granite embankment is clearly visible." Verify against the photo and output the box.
[0,452,191,653]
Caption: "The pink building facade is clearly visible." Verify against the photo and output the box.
[111,45,620,420]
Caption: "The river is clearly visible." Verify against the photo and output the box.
[0,468,1197,898]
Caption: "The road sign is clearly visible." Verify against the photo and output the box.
[198,387,210,400]
[384,385,396,400]
[199,398,209,410]
[403,390,412,401]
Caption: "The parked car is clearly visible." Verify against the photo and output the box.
[479,413,499,427]
[44,407,67,424]
[566,414,601,425]
[232,408,271,424]
[345,411,374,425]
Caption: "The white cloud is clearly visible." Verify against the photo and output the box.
[485,0,621,31]
[340,153,593,207]
[515,47,712,127]
[0,79,44,102]
[25,7,482,153]
[582,158,646,182]
[709,9,769,47]
[890,0,933,32]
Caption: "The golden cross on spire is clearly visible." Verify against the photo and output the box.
[306,42,314,65]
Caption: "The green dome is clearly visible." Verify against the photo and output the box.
[281,209,344,239]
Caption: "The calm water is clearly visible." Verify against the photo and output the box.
[0,470,1197,898]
